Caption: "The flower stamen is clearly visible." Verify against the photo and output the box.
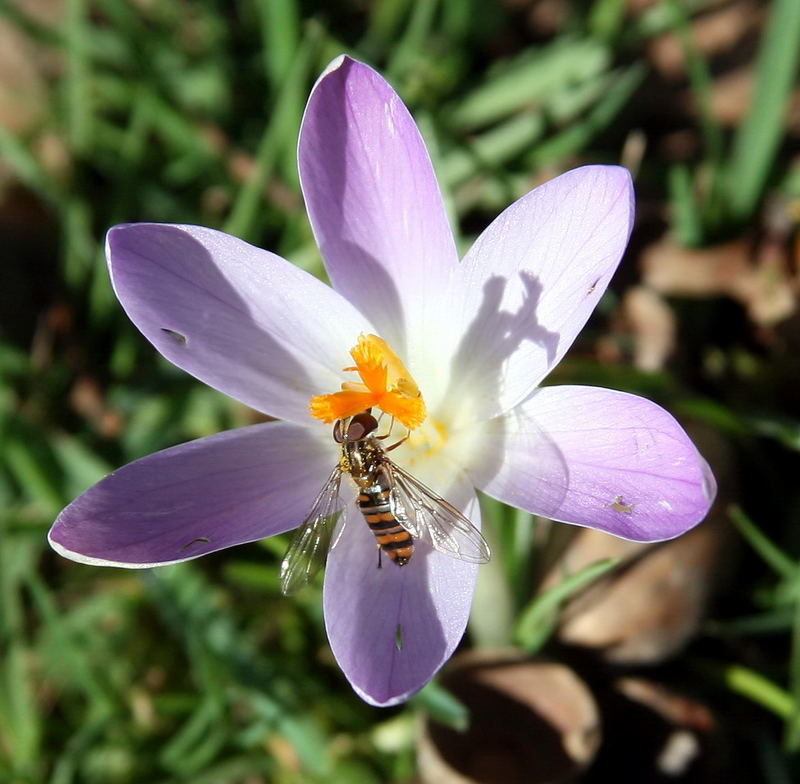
[309,334,426,429]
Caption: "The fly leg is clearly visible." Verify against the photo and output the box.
[374,415,411,451]
[374,414,396,441]
[384,431,410,452]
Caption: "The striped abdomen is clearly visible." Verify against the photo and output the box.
[358,475,414,566]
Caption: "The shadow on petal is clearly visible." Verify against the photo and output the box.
[444,272,570,521]
[325,239,405,356]
[443,272,560,426]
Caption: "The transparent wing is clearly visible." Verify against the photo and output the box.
[280,467,345,595]
[386,462,491,564]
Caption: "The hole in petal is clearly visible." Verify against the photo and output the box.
[395,623,404,652]
[161,328,188,345]
[180,536,210,550]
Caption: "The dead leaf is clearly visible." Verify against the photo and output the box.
[642,235,798,327]
[540,426,734,664]
[621,285,677,371]
[647,0,763,81]
[420,652,600,784]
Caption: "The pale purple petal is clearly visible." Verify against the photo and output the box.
[49,422,335,567]
[451,166,634,420]
[298,56,459,376]
[470,386,716,541]
[323,481,480,706]
[108,223,374,425]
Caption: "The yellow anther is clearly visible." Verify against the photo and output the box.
[309,334,426,429]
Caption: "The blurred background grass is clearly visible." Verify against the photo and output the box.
[0,0,799,782]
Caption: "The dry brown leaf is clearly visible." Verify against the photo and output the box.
[616,678,715,732]
[419,652,600,784]
[527,0,568,35]
[540,426,734,664]
[709,66,754,126]
[591,678,722,781]
[642,235,798,327]
[647,0,763,80]
[12,0,65,26]
[621,285,677,371]
[0,19,48,134]
[642,237,751,296]
[70,375,125,438]
[551,519,725,664]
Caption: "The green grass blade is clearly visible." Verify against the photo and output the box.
[223,32,317,241]
[0,540,42,775]
[446,38,609,132]
[527,63,644,167]
[362,0,413,57]
[25,574,116,716]
[65,0,92,155]
[720,663,793,720]
[729,505,796,581]
[515,557,621,652]
[668,163,703,246]
[386,0,439,81]
[0,125,51,199]
[441,110,546,187]
[469,531,516,648]
[745,415,800,452]
[255,0,300,84]
[725,0,800,222]
[411,681,469,731]
[159,699,227,774]
[663,0,723,167]
[784,597,800,751]
[589,0,627,41]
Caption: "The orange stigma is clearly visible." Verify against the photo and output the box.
[309,334,426,429]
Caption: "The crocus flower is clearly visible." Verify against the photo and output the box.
[49,55,716,706]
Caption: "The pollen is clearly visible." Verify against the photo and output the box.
[309,334,426,429]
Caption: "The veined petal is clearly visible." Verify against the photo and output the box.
[49,422,334,568]
[298,56,459,381]
[323,481,480,706]
[451,166,634,420]
[107,223,374,425]
[470,386,716,542]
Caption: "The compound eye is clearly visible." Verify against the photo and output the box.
[347,412,379,441]
[332,419,344,443]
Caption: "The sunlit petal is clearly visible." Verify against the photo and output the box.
[451,166,634,420]
[108,223,374,425]
[299,56,460,395]
[471,386,716,541]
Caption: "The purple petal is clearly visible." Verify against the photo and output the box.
[298,56,459,370]
[49,422,334,567]
[107,223,374,425]
[471,386,716,541]
[453,166,634,419]
[323,482,480,706]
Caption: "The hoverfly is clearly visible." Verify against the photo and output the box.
[279,411,491,595]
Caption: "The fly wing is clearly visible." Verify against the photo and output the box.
[280,467,345,595]
[387,462,491,564]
